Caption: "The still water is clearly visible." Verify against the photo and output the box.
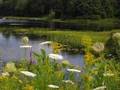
[0,33,84,66]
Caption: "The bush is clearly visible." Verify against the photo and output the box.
[105,32,120,60]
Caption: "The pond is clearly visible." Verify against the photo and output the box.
[0,32,84,66]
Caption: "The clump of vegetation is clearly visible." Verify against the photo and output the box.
[106,32,120,60]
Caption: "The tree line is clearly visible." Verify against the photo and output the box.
[0,0,120,19]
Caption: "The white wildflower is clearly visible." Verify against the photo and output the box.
[93,86,106,90]
[48,84,59,89]
[40,41,52,45]
[1,72,10,76]
[20,45,32,48]
[112,33,120,39]
[20,71,36,77]
[103,73,114,77]
[92,42,104,53]
[48,54,63,60]
[62,80,74,85]
[67,69,81,73]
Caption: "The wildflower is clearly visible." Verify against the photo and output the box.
[84,75,93,82]
[67,69,81,73]
[92,42,104,53]
[93,86,106,90]
[24,84,34,90]
[112,33,120,40]
[48,84,59,89]
[62,80,74,85]
[21,36,29,45]
[52,42,63,54]
[84,52,94,65]
[39,41,52,45]
[5,62,17,72]
[20,45,32,48]
[20,71,36,77]
[48,54,63,60]
[103,73,114,77]
[1,72,10,77]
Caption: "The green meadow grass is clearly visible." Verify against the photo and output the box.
[0,27,120,48]
[10,28,120,48]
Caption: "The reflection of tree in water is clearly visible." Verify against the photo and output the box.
[1,28,14,39]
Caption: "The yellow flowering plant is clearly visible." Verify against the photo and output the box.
[84,52,95,65]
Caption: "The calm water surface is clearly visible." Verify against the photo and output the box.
[0,33,84,66]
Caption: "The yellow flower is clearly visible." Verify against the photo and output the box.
[24,84,34,90]
[84,74,93,82]
[84,52,94,65]
[52,42,63,54]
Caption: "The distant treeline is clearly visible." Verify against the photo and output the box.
[0,0,120,19]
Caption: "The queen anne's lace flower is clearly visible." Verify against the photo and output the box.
[48,84,59,89]
[92,42,104,53]
[48,54,63,60]
[93,86,106,90]
[20,71,36,77]
[67,69,81,73]
[20,45,32,48]
[40,41,52,45]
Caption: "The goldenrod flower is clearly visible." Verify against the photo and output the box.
[84,52,94,65]
[84,74,93,82]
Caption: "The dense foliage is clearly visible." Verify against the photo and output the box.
[0,0,119,19]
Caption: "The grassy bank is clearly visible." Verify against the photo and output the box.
[2,27,119,48]
[0,27,119,48]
